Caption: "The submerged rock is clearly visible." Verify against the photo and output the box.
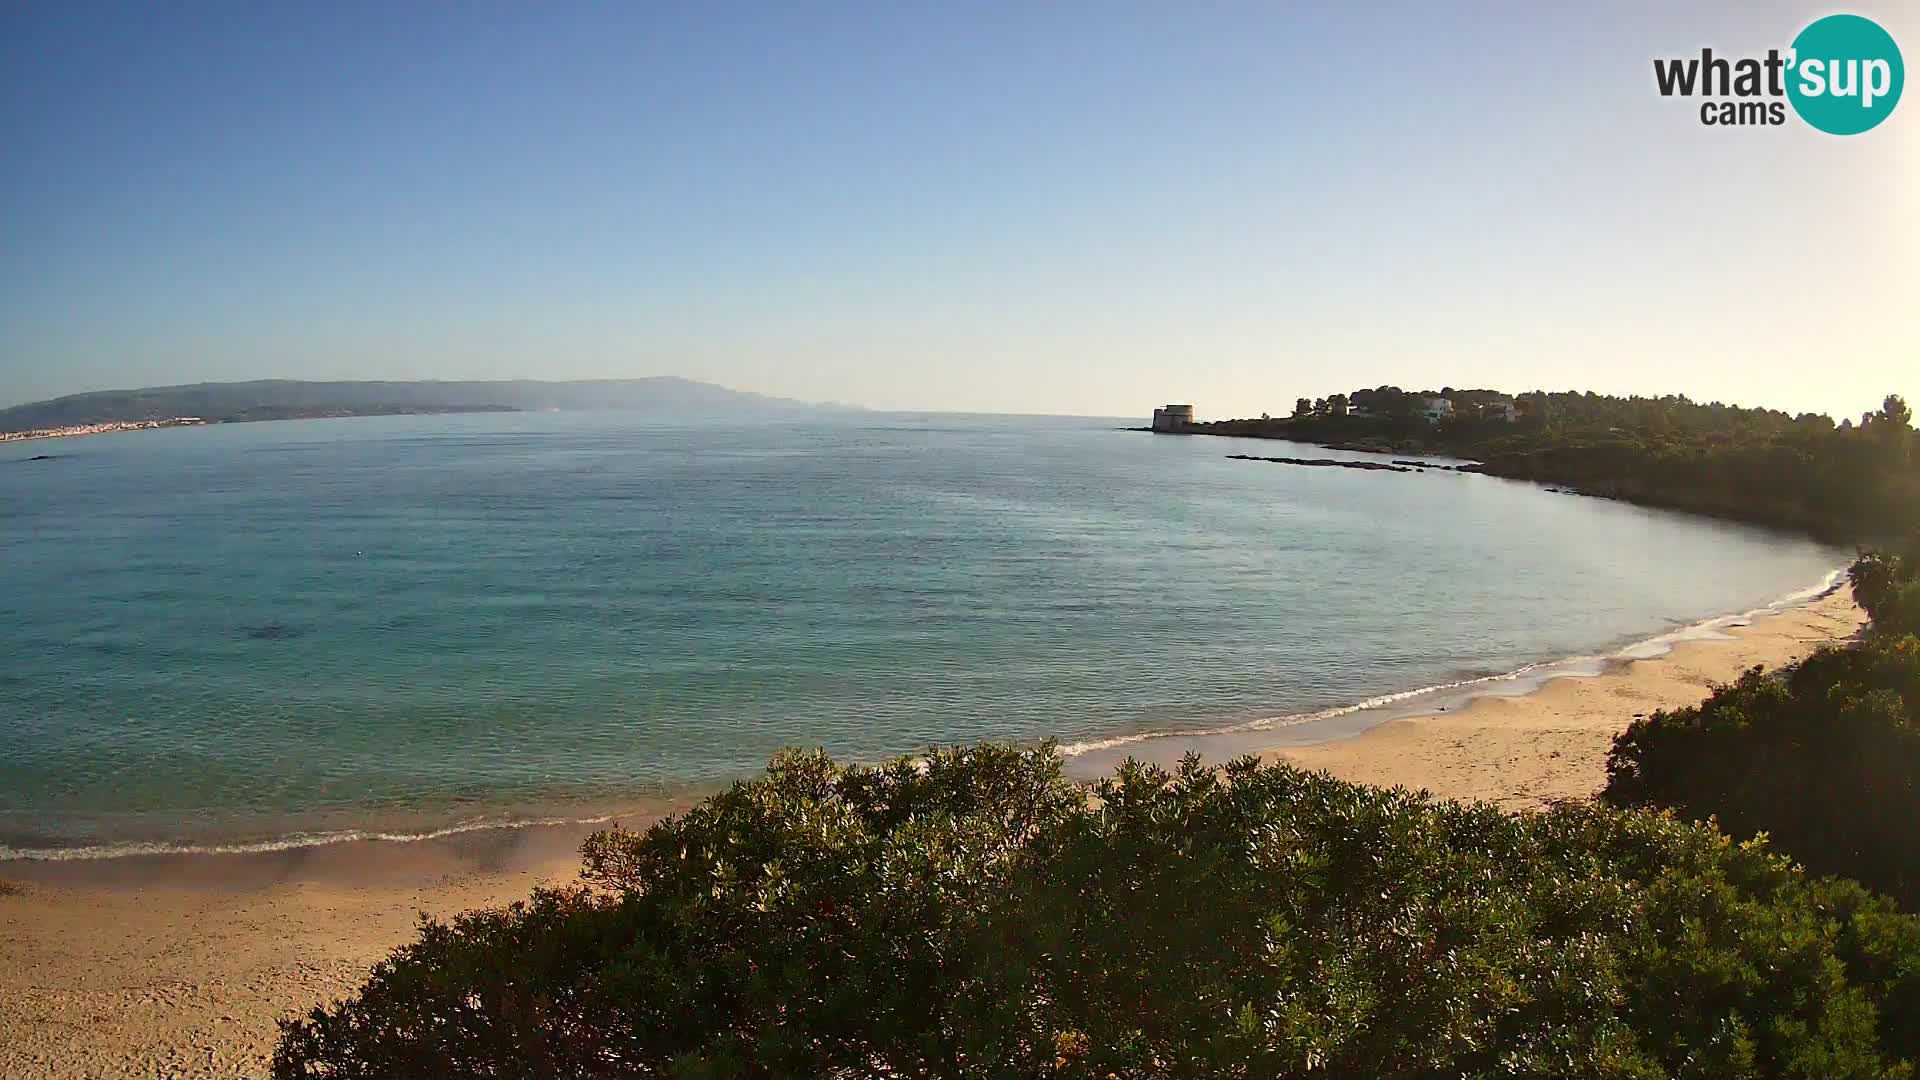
[1226,454,1413,473]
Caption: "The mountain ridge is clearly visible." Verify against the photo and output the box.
[0,377,846,430]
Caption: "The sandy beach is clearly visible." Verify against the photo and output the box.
[1265,586,1867,809]
[0,587,1866,1078]
[0,821,628,1078]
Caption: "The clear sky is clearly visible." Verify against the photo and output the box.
[2,1,1913,419]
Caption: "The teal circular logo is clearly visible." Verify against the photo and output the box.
[1787,14,1904,134]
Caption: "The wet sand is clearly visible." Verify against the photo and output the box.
[0,588,1866,1078]
[1262,586,1865,808]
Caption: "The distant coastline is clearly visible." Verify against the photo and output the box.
[1142,387,1919,545]
[1,416,209,443]
[0,376,843,438]
[0,407,522,443]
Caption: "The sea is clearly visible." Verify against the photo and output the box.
[0,411,1849,859]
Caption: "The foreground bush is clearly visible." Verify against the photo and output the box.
[1606,540,1920,909]
[275,746,1920,1078]
[1853,532,1920,638]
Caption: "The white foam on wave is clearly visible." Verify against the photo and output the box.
[0,812,621,863]
[1054,662,1562,758]
[1058,565,1850,759]
[7,568,1851,861]
[1611,566,1849,661]
[1767,565,1850,608]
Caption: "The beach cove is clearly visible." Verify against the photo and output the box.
[0,412,1852,860]
[0,585,1866,1078]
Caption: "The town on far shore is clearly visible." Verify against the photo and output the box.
[1,417,207,443]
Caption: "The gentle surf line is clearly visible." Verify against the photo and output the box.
[1,569,1849,864]
[0,813,624,863]
[1056,566,1850,760]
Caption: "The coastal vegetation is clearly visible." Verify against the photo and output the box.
[1196,389,1918,543]
[1605,535,1920,909]
[275,745,1920,1078]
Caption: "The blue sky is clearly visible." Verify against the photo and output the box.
[2,1,1913,419]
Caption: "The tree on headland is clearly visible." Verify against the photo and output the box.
[1882,394,1913,430]
[1871,394,1913,466]
[1195,388,1920,544]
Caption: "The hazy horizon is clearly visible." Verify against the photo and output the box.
[4,2,1913,421]
[0,373,1909,425]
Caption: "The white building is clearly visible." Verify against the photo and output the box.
[1421,396,1453,421]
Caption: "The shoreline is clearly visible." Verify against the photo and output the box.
[0,418,209,444]
[0,406,531,446]
[0,821,613,1078]
[1,570,1854,865]
[1261,583,1865,810]
[0,794,694,865]
[0,586,1870,1078]
[1060,566,1851,777]
[1157,424,1875,547]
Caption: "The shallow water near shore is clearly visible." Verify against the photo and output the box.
[0,411,1847,858]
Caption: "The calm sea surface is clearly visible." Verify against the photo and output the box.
[0,412,1845,856]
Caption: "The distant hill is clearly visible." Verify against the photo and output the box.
[0,378,842,430]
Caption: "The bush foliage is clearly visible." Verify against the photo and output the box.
[276,746,1920,1078]
[1606,537,1920,910]
[1852,532,1920,639]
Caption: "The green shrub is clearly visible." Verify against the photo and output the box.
[1852,533,1920,638]
[276,746,1920,1078]
[1606,543,1920,910]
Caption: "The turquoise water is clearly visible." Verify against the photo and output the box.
[0,412,1845,857]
